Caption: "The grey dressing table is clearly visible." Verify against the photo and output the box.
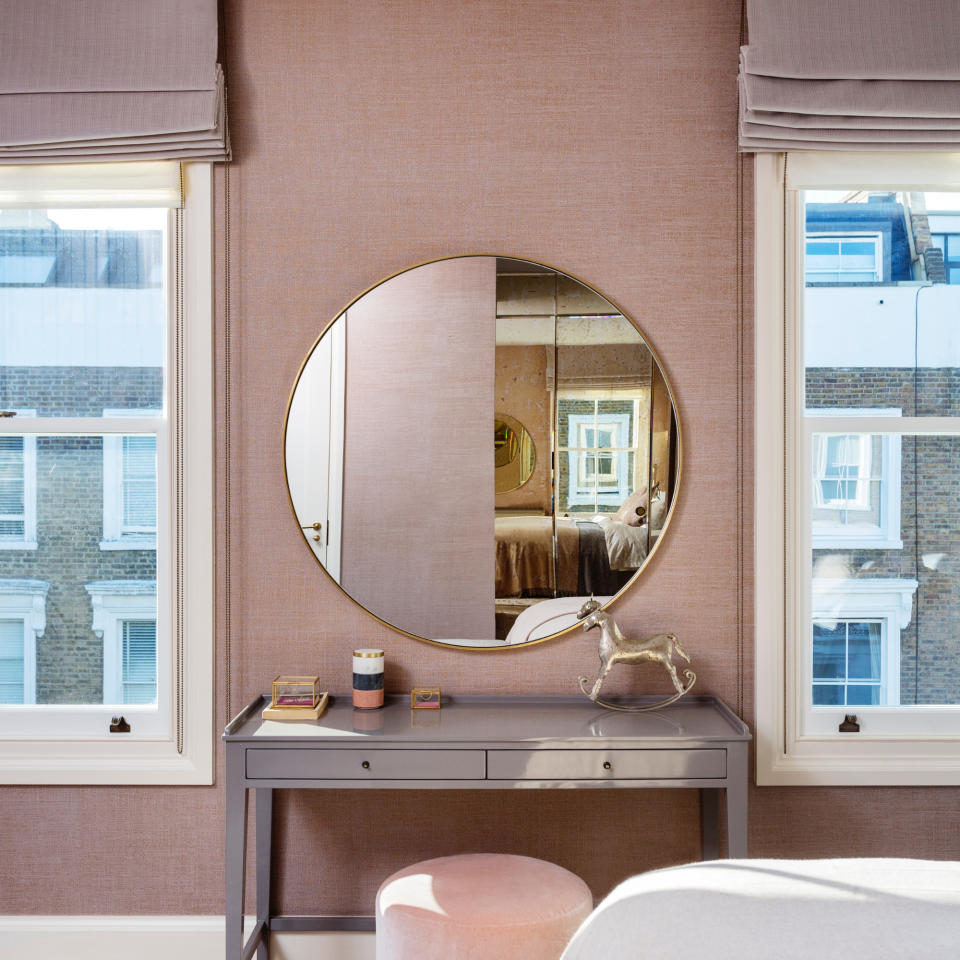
[223,693,751,960]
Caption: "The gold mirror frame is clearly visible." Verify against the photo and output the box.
[283,254,682,651]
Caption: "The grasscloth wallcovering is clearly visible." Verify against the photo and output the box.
[2,0,959,918]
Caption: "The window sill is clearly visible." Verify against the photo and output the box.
[0,737,212,785]
[99,538,157,551]
[0,541,37,551]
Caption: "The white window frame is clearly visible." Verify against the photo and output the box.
[809,409,902,549]
[0,579,47,705]
[756,151,960,786]
[0,163,213,785]
[805,232,882,283]
[101,409,161,551]
[86,580,157,705]
[0,410,37,551]
[807,578,918,727]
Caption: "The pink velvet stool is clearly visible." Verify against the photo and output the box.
[375,853,593,960]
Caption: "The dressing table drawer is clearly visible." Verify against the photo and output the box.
[486,748,726,781]
[246,748,485,781]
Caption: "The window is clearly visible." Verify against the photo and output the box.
[0,580,47,705]
[928,220,960,284]
[805,233,882,283]
[0,162,213,785]
[0,411,37,550]
[808,578,917,722]
[557,399,638,513]
[568,412,630,506]
[756,152,960,786]
[810,410,902,549]
[87,580,157,705]
[101,410,160,550]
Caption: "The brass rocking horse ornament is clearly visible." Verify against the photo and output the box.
[575,598,696,712]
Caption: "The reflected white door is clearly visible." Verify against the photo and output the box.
[286,316,345,579]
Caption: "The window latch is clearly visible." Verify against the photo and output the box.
[109,715,131,734]
[838,713,860,733]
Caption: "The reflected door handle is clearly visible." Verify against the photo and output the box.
[301,522,322,531]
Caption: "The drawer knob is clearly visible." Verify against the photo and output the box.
[361,760,370,770]
[603,761,612,771]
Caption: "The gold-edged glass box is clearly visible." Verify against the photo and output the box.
[272,675,321,708]
[411,686,441,709]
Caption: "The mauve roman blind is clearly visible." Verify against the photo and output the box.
[739,0,960,151]
[0,0,229,163]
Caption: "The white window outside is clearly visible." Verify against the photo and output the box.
[807,578,917,728]
[101,409,160,550]
[755,151,960,786]
[810,409,902,549]
[86,580,156,705]
[0,162,213,785]
[805,233,882,283]
[0,410,37,551]
[0,579,48,705]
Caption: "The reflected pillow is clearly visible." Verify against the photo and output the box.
[613,489,648,526]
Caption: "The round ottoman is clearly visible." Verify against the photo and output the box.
[375,853,593,960]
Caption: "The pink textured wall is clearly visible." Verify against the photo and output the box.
[341,257,495,641]
[2,0,959,919]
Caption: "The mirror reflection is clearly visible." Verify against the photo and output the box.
[494,414,536,494]
[284,256,679,648]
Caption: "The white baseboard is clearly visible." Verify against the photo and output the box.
[0,917,376,960]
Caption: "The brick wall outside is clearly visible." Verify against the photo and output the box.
[807,367,960,704]
[0,366,159,703]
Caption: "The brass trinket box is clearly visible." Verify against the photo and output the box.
[271,675,321,708]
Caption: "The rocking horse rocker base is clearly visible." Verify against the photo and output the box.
[575,599,697,712]
[577,670,697,712]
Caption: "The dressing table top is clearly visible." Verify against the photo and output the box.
[224,693,750,747]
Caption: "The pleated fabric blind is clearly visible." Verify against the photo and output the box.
[739,0,960,151]
[1,0,229,163]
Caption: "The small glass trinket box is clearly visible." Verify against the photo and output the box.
[271,675,321,708]
[411,686,441,709]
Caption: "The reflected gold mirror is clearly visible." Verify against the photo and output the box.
[494,414,535,494]
[284,256,680,649]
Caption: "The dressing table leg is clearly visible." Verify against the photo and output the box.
[225,745,249,960]
[724,743,749,858]
[699,789,720,860]
[256,788,273,959]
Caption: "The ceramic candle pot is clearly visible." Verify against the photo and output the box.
[353,649,384,709]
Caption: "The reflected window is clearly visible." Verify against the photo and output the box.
[813,621,884,705]
[86,580,157,706]
[560,406,633,511]
[810,578,916,708]
[809,410,902,550]
[120,619,157,705]
[101,409,159,550]
[0,437,35,549]
[0,410,37,550]
[0,579,47,704]
[806,233,882,283]
[929,232,960,284]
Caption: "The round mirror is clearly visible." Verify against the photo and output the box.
[284,256,680,649]
[494,413,536,494]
